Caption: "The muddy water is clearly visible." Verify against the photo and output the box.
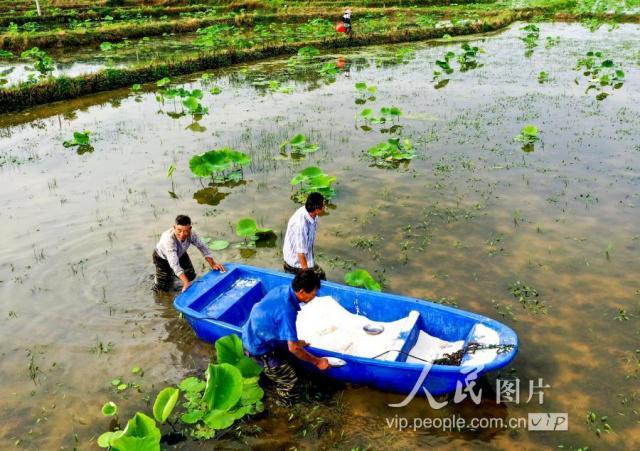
[1,22,640,449]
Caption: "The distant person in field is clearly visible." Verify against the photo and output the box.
[342,8,352,35]
[283,192,327,280]
[153,214,225,292]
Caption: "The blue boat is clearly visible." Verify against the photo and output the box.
[174,264,518,396]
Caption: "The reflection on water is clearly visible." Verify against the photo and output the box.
[1,22,640,449]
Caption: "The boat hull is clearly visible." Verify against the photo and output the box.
[174,264,518,396]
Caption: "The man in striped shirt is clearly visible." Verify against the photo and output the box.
[283,192,326,280]
[153,214,225,292]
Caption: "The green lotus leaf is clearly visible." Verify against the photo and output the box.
[110,412,161,451]
[208,240,230,251]
[226,149,251,166]
[290,134,306,146]
[202,363,243,412]
[180,410,204,424]
[215,334,262,378]
[182,96,200,112]
[153,387,180,424]
[345,269,381,292]
[240,379,264,406]
[101,401,118,416]
[203,409,235,430]
[178,377,205,394]
[236,218,257,238]
[360,108,373,118]
[97,431,120,448]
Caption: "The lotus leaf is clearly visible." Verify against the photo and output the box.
[102,401,118,416]
[202,363,243,412]
[152,387,179,424]
[108,412,161,451]
[345,269,381,292]
[215,334,262,378]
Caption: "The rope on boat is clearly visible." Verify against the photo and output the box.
[370,342,516,366]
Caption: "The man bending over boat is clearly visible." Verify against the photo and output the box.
[283,192,326,280]
[242,269,330,404]
[153,214,225,292]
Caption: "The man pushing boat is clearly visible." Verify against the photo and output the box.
[242,269,330,404]
[153,214,225,292]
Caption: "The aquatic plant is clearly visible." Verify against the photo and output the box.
[153,387,180,424]
[235,218,275,248]
[514,125,539,144]
[344,269,381,292]
[102,401,118,417]
[538,71,549,83]
[97,335,263,446]
[433,51,454,80]
[189,148,251,183]
[359,106,402,125]
[509,281,547,314]
[574,51,624,100]
[433,42,483,83]
[520,23,540,57]
[20,47,54,77]
[280,134,319,155]
[177,334,264,440]
[367,138,415,165]
[290,166,336,203]
[63,131,94,154]
[98,412,162,450]
[514,125,539,152]
[457,43,483,71]
[204,238,230,251]
[545,36,560,48]
[354,82,376,104]
[0,50,13,59]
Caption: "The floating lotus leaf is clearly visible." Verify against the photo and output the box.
[345,269,381,292]
[208,240,230,251]
[101,401,118,416]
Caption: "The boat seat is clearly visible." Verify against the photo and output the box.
[201,277,265,325]
[378,310,421,362]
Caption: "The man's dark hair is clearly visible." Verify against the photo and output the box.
[305,192,325,213]
[292,269,321,293]
[175,215,192,226]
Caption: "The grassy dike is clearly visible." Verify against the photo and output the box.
[0,10,530,114]
[0,10,399,52]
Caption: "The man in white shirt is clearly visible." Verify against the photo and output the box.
[153,215,225,292]
[283,192,326,280]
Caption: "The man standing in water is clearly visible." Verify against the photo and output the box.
[242,269,330,404]
[153,214,225,292]
[283,192,326,280]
